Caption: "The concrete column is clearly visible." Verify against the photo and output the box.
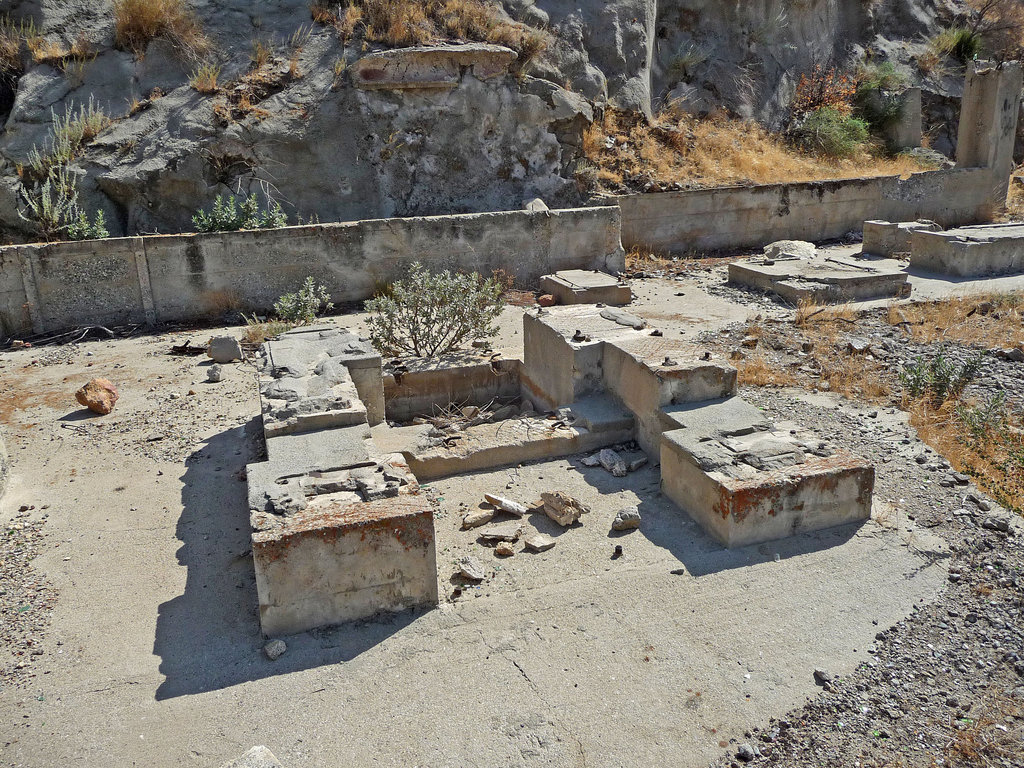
[955,60,1023,209]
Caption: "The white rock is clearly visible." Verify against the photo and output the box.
[478,521,523,541]
[263,639,287,660]
[540,491,590,526]
[483,492,527,517]
[208,335,243,363]
[524,533,556,552]
[764,240,816,260]
[461,508,495,529]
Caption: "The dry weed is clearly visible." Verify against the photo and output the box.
[113,0,209,59]
[583,109,938,194]
[888,292,1024,349]
[736,354,798,388]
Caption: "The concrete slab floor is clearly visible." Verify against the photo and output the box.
[0,322,946,768]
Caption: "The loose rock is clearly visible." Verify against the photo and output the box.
[495,542,515,557]
[478,521,522,542]
[263,639,287,661]
[612,506,642,531]
[598,448,627,477]
[458,556,486,581]
[540,491,590,526]
[461,508,495,529]
[208,335,243,363]
[207,364,223,383]
[75,378,119,415]
[483,493,527,517]
[524,533,556,552]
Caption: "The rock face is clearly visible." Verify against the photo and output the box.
[75,378,118,414]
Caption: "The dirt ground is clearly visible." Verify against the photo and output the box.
[0,269,1022,767]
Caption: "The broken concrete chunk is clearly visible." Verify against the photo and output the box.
[207,364,224,383]
[478,521,523,541]
[599,307,646,329]
[458,556,486,581]
[263,639,287,661]
[764,240,816,260]
[483,493,527,517]
[208,335,243,363]
[524,533,556,552]
[540,491,590,526]
[462,508,495,529]
[612,506,642,531]
[598,448,627,477]
[628,456,648,472]
[581,454,601,467]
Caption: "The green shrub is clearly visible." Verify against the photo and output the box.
[854,62,908,132]
[66,208,109,240]
[956,391,1009,439]
[899,348,982,405]
[273,276,333,325]
[793,107,870,158]
[17,165,107,241]
[366,262,504,357]
[192,194,287,232]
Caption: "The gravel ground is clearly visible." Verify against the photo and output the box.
[0,510,56,691]
[713,386,1024,768]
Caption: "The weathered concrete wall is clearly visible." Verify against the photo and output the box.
[615,167,1000,254]
[1,206,625,335]
[383,358,521,423]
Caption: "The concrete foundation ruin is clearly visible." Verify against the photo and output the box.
[247,282,874,635]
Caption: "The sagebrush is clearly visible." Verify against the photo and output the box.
[273,277,333,325]
[192,194,287,232]
[366,262,504,357]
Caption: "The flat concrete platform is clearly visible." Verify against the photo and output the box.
[729,253,909,304]
[862,219,939,256]
[911,222,1024,277]
[539,269,632,305]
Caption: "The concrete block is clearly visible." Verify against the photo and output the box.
[910,223,1024,277]
[521,310,607,409]
[383,355,521,422]
[862,220,940,256]
[728,254,910,303]
[253,496,438,636]
[264,425,372,474]
[659,398,874,548]
[539,269,632,306]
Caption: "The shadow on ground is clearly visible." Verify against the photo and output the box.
[153,418,421,700]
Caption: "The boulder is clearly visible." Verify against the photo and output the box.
[764,240,816,260]
[208,336,243,363]
[75,378,119,415]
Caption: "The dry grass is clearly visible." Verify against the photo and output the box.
[310,0,548,71]
[581,108,940,194]
[736,354,799,387]
[242,319,293,347]
[189,63,220,94]
[887,292,1024,349]
[113,0,209,60]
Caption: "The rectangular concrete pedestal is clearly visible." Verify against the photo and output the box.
[539,269,632,305]
[910,223,1024,277]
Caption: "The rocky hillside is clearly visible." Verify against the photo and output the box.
[0,0,973,240]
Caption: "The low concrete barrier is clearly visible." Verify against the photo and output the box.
[0,205,625,336]
[616,167,1002,254]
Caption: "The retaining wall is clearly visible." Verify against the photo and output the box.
[615,167,1002,254]
[0,206,625,336]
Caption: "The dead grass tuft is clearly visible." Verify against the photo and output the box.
[113,0,209,60]
[582,108,939,194]
[887,291,1024,349]
[310,0,549,71]
[736,354,798,388]
[243,319,293,347]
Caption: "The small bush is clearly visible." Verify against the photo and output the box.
[66,208,109,241]
[957,391,1010,438]
[899,347,983,405]
[113,0,209,59]
[189,63,220,93]
[273,277,333,325]
[366,262,504,357]
[931,27,982,63]
[192,194,287,233]
[791,65,856,118]
[18,166,107,242]
[793,107,870,158]
[854,63,909,133]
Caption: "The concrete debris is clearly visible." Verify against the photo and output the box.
[458,556,486,581]
[483,493,527,517]
[538,294,557,307]
[599,307,646,330]
[612,506,642,531]
[263,639,287,661]
[524,533,556,552]
[461,508,495,529]
[598,448,627,477]
[207,364,224,383]
[628,456,648,472]
[764,240,816,260]
[540,491,590,526]
[495,542,515,557]
[208,336,243,363]
[581,454,601,467]
[478,521,523,542]
[75,378,119,415]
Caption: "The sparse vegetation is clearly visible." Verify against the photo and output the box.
[273,277,334,325]
[898,347,982,405]
[192,194,288,233]
[113,0,209,59]
[17,165,108,242]
[189,63,220,93]
[366,261,505,357]
[792,107,870,158]
[929,26,983,64]
[310,0,549,72]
